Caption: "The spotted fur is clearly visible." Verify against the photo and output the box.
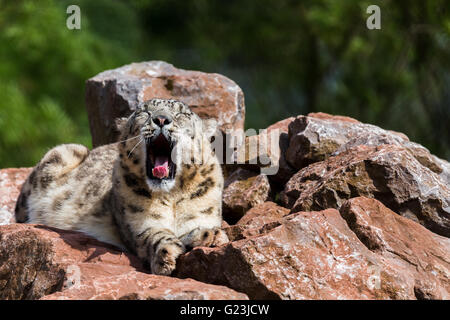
[15,98,228,275]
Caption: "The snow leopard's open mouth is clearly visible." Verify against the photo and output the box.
[145,134,176,181]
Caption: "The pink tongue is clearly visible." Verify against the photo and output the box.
[152,156,169,179]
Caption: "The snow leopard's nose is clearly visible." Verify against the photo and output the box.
[152,115,172,127]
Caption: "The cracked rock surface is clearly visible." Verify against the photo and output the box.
[281,144,450,237]
[175,198,449,300]
[0,224,248,300]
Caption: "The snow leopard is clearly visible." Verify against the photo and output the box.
[15,98,228,275]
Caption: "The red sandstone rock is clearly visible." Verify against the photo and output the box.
[0,168,32,225]
[237,201,289,226]
[285,113,446,178]
[41,267,247,300]
[224,202,289,241]
[176,199,450,299]
[0,224,247,300]
[222,168,271,223]
[176,208,408,299]
[281,144,450,237]
[307,112,360,123]
[340,197,450,299]
[85,61,245,147]
[237,117,296,184]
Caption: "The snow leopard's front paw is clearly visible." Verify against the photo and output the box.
[181,227,229,249]
[150,238,185,276]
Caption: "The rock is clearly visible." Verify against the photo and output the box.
[86,61,245,147]
[336,133,446,176]
[41,269,247,300]
[307,112,360,123]
[222,168,271,224]
[0,168,32,225]
[265,117,296,132]
[175,199,450,299]
[285,113,445,176]
[236,201,290,227]
[281,145,450,237]
[266,118,297,185]
[224,202,289,241]
[285,114,362,169]
[237,117,296,185]
[340,197,450,299]
[436,156,450,186]
[221,220,230,229]
[174,208,405,299]
[0,224,247,300]
[0,223,136,300]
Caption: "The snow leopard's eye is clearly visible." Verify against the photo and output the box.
[136,102,153,114]
[136,109,151,121]
[174,112,190,122]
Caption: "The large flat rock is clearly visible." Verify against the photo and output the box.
[0,224,247,300]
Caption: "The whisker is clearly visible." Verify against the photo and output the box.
[113,134,141,145]
[128,138,144,158]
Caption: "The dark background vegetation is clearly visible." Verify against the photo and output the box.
[1,0,449,167]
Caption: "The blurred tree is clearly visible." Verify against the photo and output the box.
[0,0,141,167]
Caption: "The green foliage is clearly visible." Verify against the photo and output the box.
[0,0,449,168]
[0,0,139,167]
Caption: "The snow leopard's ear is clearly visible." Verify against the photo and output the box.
[202,118,218,139]
[114,117,128,132]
